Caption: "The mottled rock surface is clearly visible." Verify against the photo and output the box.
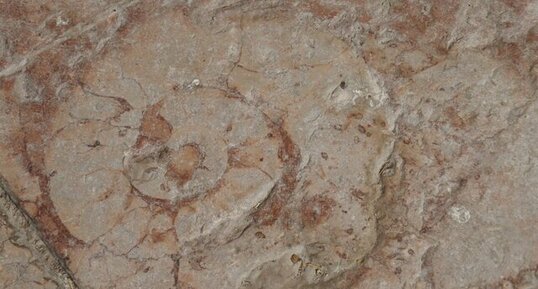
[0,0,537,288]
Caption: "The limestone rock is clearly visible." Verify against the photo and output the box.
[0,1,536,288]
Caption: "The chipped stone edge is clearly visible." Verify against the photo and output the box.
[0,175,79,289]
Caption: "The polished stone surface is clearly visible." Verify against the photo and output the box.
[0,1,537,288]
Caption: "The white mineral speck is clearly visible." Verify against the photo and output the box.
[56,16,69,26]
[449,205,471,224]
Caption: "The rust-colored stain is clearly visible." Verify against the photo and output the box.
[491,41,528,72]
[526,28,538,43]
[117,4,149,37]
[227,147,247,168]
[302,1,338,19]
[0,1,535,287]
[391,0,459,46]
[0,78,16,108]
[444,106,465,129]
[166,144,202,187]
[361,0,460,78]
[501,0,529,14]
[252,120,301,226]
[343,265,372,287]
[300,195,336,227]
[0,2,27,19]
[150,229,168,243]
[3,50,86,252]
[138,101,173,144]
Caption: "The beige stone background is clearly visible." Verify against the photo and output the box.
[0,0,537,288]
